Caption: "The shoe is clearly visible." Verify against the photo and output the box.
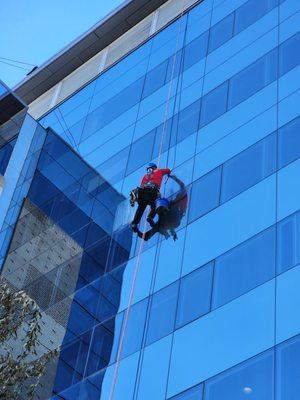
[131,223,138,233]
[144,232,150,241]
[147,218,155,228]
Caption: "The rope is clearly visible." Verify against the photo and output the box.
[157,1,187,169]
[54,108,80,153]
[0,56,36,67]
[0,59,31,71]
[108,1,187,398]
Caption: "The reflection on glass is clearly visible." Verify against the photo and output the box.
[170,384,203,399]
[277,211,300,274]
[278,116,300,168]
[221,133,277,203]
[146,281,179,345]
[213,226,276,308]
[176,262,213,328]
[205,350,274,400]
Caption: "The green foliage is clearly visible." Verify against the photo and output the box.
[0,277,59,400]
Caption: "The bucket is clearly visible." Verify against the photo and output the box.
[155,198,170,214]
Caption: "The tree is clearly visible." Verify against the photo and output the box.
[0,276,59,400]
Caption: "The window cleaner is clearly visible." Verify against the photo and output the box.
[137,175,188,241]
[130,163,171,233]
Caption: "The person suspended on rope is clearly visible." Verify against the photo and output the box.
[137,175,188,241]
[130,163,171,232]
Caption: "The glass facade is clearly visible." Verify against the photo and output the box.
[0,0,300,398]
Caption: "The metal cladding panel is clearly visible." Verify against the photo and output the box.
[27,87,56,120]
[0,92,27,126]
[105,15,153,67]
[58,52,105,103]
[21,0,202,119]
[156,0,199,30]
[14,0,169,104]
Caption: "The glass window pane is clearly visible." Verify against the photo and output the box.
[176,262,213,329]
[126,130,156,175]
[200,82,228,127]
[277,335,300,400]
[143,60,168,98]
[183,31,209,71]
[96,146,130,186]
[188,167,221,223]
[213,226,276,309]
[0,82,7,97]
[228,49,278,109]
[279,31,300,77]
[221,133,277,203]
[175,100,201,144]
[209,13,234,53]
[146,281,179,345]
[277,211,300,274]
[166,49,184,82]
[152,119,172,159]
[83,77,144,138]
[120,298,148,359]
[206,350,274,400]
[278,116,300,168]
[234,0,278,35]
[169,384,203,400]
[0,138,16,175]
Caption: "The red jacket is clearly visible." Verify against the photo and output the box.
[141,168,171,189]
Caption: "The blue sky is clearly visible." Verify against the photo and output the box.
[0,0,125,88]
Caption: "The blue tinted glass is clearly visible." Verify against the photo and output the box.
[228,49,278,109]
[0,82,7,96]
[82,77,144,139]
[59,81,95,116]
[279,32,300,77]
[54,359,81,392]
[188,167,221,223]
[0,139,15,175]
[209,13,234,53]
[67,301,95,336]
[200,82,228,127]
[213,226,276,308]
[97,146,130,185]
[120,298,148,359]
[152,119,172,159]
[78,252,104,288]
[176,262,213,329]
[183,31,209,71]
[170,384,203,400]
[234,0,278,34]
[277,335,300,400]
[221,133,277,203]
[143,60,168,98]
[126,130,156,174]
[175,100,201,144]
[278,117,300,168]
[166,49,184,82]
[206,350,274,399]
[146,281,179,345]
[277,212,300,274]
[60,332,90,376]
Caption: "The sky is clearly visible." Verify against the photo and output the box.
[0,0,126,88]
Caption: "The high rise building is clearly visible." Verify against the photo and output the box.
[0,0,300,398]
